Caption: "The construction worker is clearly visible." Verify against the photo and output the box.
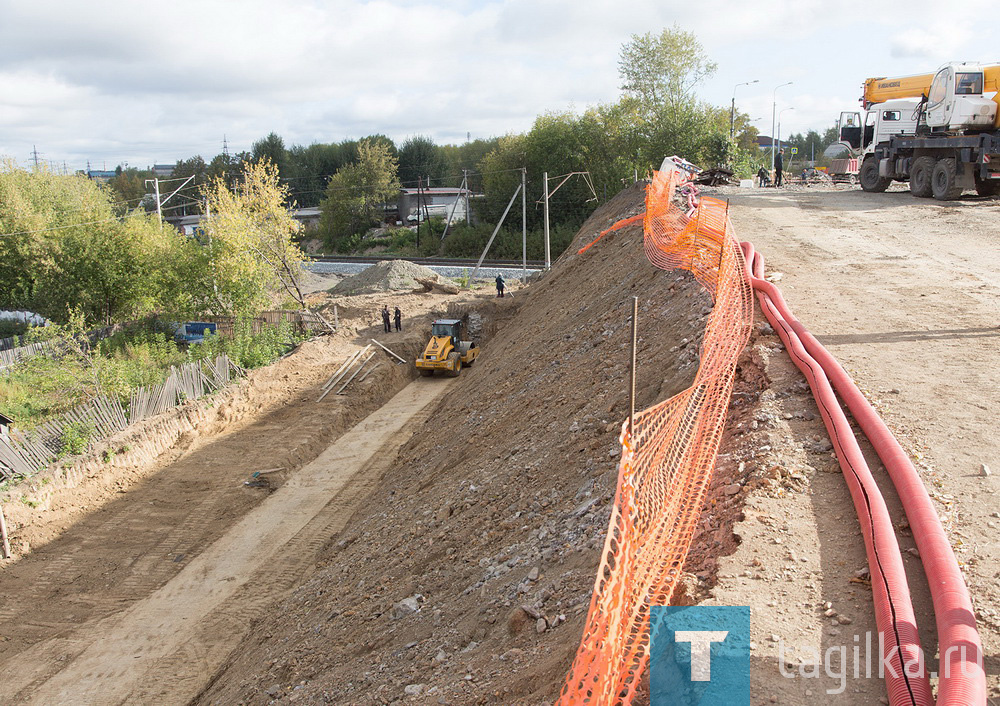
[495,273,505,298]
[393,306,402,332]
[381,305,391,333]
[775,149,784,188]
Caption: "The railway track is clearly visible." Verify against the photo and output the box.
[308,254,544,268]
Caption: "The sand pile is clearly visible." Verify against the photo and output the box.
[330,260,457,296]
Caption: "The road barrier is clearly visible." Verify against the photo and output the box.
[561,168,753,702]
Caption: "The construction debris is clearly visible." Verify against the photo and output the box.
[415,277,460,295]
[692,167,737,186]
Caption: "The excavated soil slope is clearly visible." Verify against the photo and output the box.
[197,184,765,704]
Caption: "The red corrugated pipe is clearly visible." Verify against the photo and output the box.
[741,241,985,705]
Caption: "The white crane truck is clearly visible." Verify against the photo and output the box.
[838,62,1000,199]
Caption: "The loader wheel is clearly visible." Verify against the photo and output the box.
[859,157,890,192]
[931,158,962,200]
[446,352,462,377]
[419,368,434,377]
[909,156,935,198]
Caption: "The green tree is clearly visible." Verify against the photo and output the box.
[398,136,448,188]
[618,25,717,116]
[198,160,305,318]
[0,159,194,325]
[318,139,401,249]
[250,132,289,177]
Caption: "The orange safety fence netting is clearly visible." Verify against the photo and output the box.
[559,169,754,704]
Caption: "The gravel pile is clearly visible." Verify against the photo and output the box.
[329,260,457,295]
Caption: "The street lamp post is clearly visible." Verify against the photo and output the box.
[730,79,759,139]
[778,107,795,154]
[771,82,793,173]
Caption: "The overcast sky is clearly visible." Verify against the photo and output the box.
[0,0,993,172]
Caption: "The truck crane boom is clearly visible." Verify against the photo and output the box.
[863,63,1000,128]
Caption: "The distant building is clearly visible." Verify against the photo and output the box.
[756,136,787,150]
[152,164,176,177]
[292,207,321,231]
[86,170,117,182]
[398,187,479,224]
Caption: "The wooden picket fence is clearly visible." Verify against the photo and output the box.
[0,354,241,481]
[0,341,56,372]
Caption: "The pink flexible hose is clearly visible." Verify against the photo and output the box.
[740,241,985,705]
[741,241,985,705]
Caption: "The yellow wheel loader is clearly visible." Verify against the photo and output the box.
[415,318,479,377]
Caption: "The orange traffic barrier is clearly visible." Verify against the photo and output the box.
[560,169,752,703]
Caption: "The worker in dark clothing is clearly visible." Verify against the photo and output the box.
[381,305,391,333]
[495,273,506,298]
[756,165,770,188]
[393,306,402,332]
[775,149,784,187]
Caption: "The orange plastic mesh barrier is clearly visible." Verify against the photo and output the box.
[560,169,753,704]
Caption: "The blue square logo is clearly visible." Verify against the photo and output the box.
[650,606,753,705]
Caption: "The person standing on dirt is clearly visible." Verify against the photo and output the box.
[393,306,402,332]
[495,273,505,298]
[775,149,784,188]
[381,305,391,333]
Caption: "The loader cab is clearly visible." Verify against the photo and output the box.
[431,319,462,347]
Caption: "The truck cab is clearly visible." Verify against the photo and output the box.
[839,100,920,153]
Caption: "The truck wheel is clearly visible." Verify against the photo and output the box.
[974,174,1000,197]
[931,158,962,200]
[859,158,890,192]
[909,157,935,198]
[446,352,462,377]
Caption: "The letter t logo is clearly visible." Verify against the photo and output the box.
[674,631,729,681]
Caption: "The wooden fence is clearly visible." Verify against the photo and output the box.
[0,354,241,481]
[200,310,326,337]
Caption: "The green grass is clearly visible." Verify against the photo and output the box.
[0,319,308,430]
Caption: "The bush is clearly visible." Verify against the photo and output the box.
[188,319,306,370]
[0,320,29,339]
[60,421,94,457]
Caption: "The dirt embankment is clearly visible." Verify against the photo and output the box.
[196,185,768,704]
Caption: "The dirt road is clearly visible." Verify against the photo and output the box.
[0,376,452,704]
[716,185,1000,700]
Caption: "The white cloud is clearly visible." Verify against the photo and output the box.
[0,0,991,170]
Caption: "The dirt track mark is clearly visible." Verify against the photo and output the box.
[0,377,452,705]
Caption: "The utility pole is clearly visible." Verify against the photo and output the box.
[416,177,421,248]
[148,178,162,224]
[542,171,551,270]
[463,169,470,224]
[31,146,41,170]
[521,168,527,281]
